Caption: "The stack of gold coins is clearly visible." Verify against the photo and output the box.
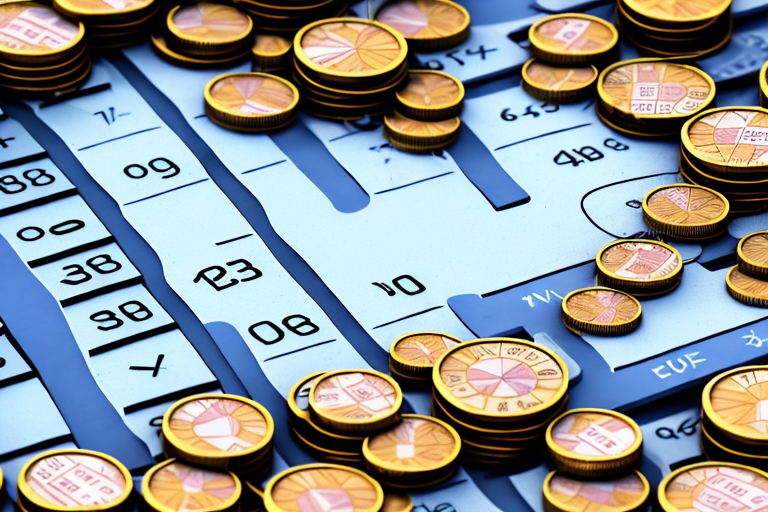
[263,463,384,512]
[543,470,649,512]
[161,394,275,481]
[431,338,569,467]
[374,0,470,52]
[251,35,292,75]
[17,449,133,512]
[142,459,242,512]
[232,0,348,37]
[761,59,768,109]
[292,18,408,120]
[596,239,683,297]
[680,107,768,216]
[642,184,729,241]
[561,287,642,336]
[204,72,299,132]
[389,331,462,387]
[0,2,91,95]
[152,2,254,67]
[658,462,768,512]
[616,0,732,58]
[596,58,716,137]
[523,14,617,104]
[53,0,158,51]
[701,366,768,467]
[362,414,461,490]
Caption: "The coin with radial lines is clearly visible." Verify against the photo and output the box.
[375,0,469,51]
[390,332,462,378]
[738,232,768,279]
[544,471,649,512]
[395,70,464,121]
[143,460,240,512]
[205,73,298,131]
[596,240,683,295]
[522,60,597,103]
[726,266,768,307]
[529,14,618,65]
[169,4,251,43]
[642,184,728,240]
[704,367,768,444]
[561,287,641,336]
[658,463,768,512]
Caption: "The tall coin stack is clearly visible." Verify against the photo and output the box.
[53,0,158,51]
[292,18,408,120]
[680,106,768,216]
[0,2,91,95]
[232,0,349,36]
[616,0,732,57]
[431,338,569,467]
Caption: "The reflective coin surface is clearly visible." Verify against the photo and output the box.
[546,472,648,512]
[376,0,467,40]
[365,415,458,470]
[622,0,731,22]
[386,112,459,136]
[208,74,296,115]
[708,368,768,441]
[392,333,461,369]
[55,0,152,15]
[147,461,239,512]
[0,4,80,54]
[564,289,640,326]
[300,21,402,74]
[728,267,768,301]
[686,109,768,169]
[532,16,615,54]
[253,35,291,56]
[661,464,768,512]
[269,466,381,512]
[526,61,597,91]
[599,242,681,282]
[171,4,251,42]
[397,71,462,108]
[550,411,638,458]
[644,185,727,225]
[741,232,768,270]
[312,372,399,422]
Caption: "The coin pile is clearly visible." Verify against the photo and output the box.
[431,338,569,466]
[616,0,732,58]
[233,0,348,36]
[596,59,716,137]
[523,14,618,104]
[726,231,768,307]
[642,184,729,241]
[291,18,408,120]
[0,2,91,95]
[388,331,462,388]
[152,2,254,67]
[251,34,292,75]
[561,287,642,336]
[204,72,299,132]
[374,0,470,52]
[596,239,684,297]
[680,107,768,216]
[701,366,768,467]
[53,0,157,50]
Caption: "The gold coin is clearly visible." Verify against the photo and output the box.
[143,459,241,512]
[167,3,253,56]
[622,0,731,25]
[700,421,768,467]
[561,287,641,336]
[294,18,407,83]
[389,332,462,379]
[251,34,291,69]
[738,232,768,279]
[683,107,768,175]
[162,394,273,469]
[598,60,715,134]
[382,494,413,512]
[529,14,618,66]
[263,463,383,512]
[0,3,84,64]
[362,414,460,483]
[546,408,643,477]
[642,184,728,240]
[395,70,464,121]
[150,34,249,67]
[596,240,683,296]
[522,59,597,104]
[543,470,649,512]
[18,449,132,512]
[375,0,470,52]
[54,0,153,19]
[726,265,768,307]
[703,366,768,447]
[658,462,768,512]
[383,111,460,148]
[433,338,568,427]
[204,72,298,132]
[309,369,403,434]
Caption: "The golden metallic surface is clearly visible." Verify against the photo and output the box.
[684,108,768,171]
[547,409,642,465]
[529,14,618,65]
[596,240,682,292]
[0,3,83,57]
[395,70,463,120]
[390,332,462,378]
[543,471,649,512]
[264,464,383,512]
[143,460,240,512]
[644,185,727,225]
[704,366,768,445]
[738,232,768,279]
[622,0,731,24]
[384,111,460,144]
[54,0,152,17]
[382,494,413,512]
[525,60,597,92]
[252,34,290,62]
[727,265,768,307]
[561,287,641,336]
[207,73,296,116]
[375,0,469,51]
[150,34,249,66]
[169,3,251,43]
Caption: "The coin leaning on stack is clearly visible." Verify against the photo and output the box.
[727,231,768,308]
[53,0,158,51]
[0,2,91,95]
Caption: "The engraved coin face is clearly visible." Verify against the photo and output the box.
[300,21,402,73]
[526,61,597,91]
[398,72,462,108]
[269,467,381,512]
[253,34,291,56]
[392,333,461,368]
[645,185,727,225]
[741,233,768,268]
[147,462,239,512]
[376,0,467,39]
[601,63,712,117]
[208,75,296,115]
[25,453,127,507]
[438,340,566,417]
[599,242,680,282]
[662,465,768,512]
[623,0,731,22]
[171,4,250,43]
[686,110,768,169]
[564,289,640,326]
[365,416,457,470]
[0,4,80,54]
[168,397,270,455]
[313,372,399,422]
[532,16,615,54]
[709,368,768,440]
[550,411,638,458]
[729,267,768,300]
[386,111,459,136]
[547,473,648,512]
[56,0,152,15]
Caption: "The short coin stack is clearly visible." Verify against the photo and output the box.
[152,2,254,67]
[616,0,732,58]
[596,239,684,297]
[251,34,292,75]
[727,231,768,307]
[431,338,569,467]
[701,366,768,468]
[53,0,157,51]
[389,331,462,388]
[292,18,408,120]
[374,0,470,52]
[232,0,348,37]
[0,2,91,95]
[561,287,642,336]
[680,106,768,216]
